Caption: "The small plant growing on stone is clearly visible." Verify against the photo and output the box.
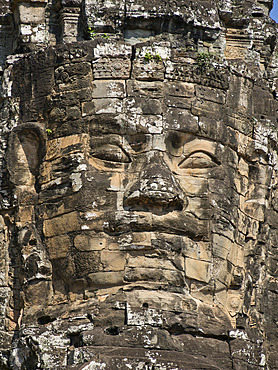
[144,52,162,62]
[154,53,162,61]
[88,27,96,39]
[196,52,213,69]
[102,33,110,39]
[46,128,52,135]
[144,52,153,62]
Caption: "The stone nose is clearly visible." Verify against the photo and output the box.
[123,152,186,213]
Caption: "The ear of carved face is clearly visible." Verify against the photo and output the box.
[6,124,51,314]
[18,130,40,176]
[7,123,46,189]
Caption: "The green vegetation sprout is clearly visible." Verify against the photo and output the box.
[196,52,213,68]
[88,27,96,39]
[144,52,162,62]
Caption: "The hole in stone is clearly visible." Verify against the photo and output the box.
[105,326,120,335]
[252,12,264,17]
[69,334,82,348]
[261,115,265,119]
[87,313,93,322]
[37,315,56,325]
[142,302,149,308]
[29,239,37,246]
[245,236,253,243]
[167,323,184,334]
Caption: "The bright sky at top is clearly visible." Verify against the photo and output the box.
[270,0,278,22]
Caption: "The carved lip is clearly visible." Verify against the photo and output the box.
[102,210,208,240]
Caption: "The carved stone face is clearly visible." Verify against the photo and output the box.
[16,72,266,317]
[7,41,275,320]
[3,1,278,367]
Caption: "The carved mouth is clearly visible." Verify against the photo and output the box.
[102,210,208,241]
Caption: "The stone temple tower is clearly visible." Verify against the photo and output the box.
[0,0,278,368]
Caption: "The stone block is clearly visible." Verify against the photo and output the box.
[214,261,233,288]
[126,255,177,270]
[152,133,166,152]
[176,175,207,196]
[195,85,226,104]
[78,212,107,233]
[127,80,164,98]
[92,98,123,114]
[125,97,162,115]
[115,232,152,250]
[92,80,126,98]
[164,95,192,109]
[81,101,94,116]
[24,280,52,306]
[43,211,81,237]
[17,3,46,24]
[227,242,240,267]
[253,87,276,117]
[164,81,195,98]
[66,106,81,120]
[87,271,124,287]
[93,57,131,79]
[100,251,126,271]
[15,205,34,223]
[164,108,198,133]
[240,196,265,221]
[185,258,211,283]
[212,234,233,260]
[126,304,163,326]
[74,233,106,251]
[235,175,249,197]
[46,134,88,161]
[229,337,263,367]
[190,281,214,305]
[191,98,224,119]
[166,62,229,90]
[94,43,132,59]
[139,114,163,134]
[225,44,246,60]
[124,267,185,286]
[179,334,232,365]
[55,62,92,79]
[132,59,165,81]
[46,234,71,259]
[182,240,212,262]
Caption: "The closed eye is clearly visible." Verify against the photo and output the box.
[178,151,219,169]
[91,144,131,163]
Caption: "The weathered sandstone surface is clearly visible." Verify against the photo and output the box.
[0,0,278,368]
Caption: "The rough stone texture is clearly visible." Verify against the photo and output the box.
[0,0,278,369]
